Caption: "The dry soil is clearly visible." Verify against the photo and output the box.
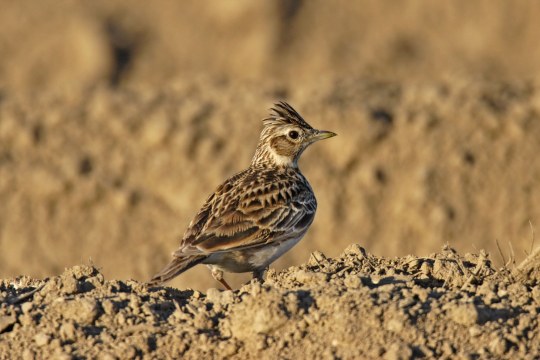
[1,245,539,359]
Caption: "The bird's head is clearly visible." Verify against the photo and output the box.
[252,102,336,168]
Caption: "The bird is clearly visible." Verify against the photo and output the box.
[148,101,336,289]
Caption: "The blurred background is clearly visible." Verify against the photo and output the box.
[1,0,540,289]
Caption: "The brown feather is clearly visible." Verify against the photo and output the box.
[147,254,206,286]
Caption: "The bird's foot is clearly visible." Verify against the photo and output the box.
[245,267,269,287]
[252,267,268,281]
[210,267,232,291]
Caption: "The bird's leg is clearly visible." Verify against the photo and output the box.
[210,267,232,291]
[252,267,269,283]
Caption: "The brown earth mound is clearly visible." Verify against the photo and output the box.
[1,246,539,359]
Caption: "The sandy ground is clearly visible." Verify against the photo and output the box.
[2,1,540,358]
[2,79,540,291]
[1,246,539,359]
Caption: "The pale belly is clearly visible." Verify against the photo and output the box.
[203,235,304,273]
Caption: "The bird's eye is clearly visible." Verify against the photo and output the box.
[288,130,299,140]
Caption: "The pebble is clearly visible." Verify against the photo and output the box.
[383,342,413,360]
[61,276,80,295]
[34,333,50,346]
[411,287,429,302]
[344,274,362,289]
[100,352,118,360]
[407,258,422,270]
[21,302,33,314]
[489,336,508,355]
[449,303,480,325]
[469,326,482,337]
[60,322,77,341]
[102,299,117,315]
[420,261,432,276]
[218,341,238,356]
[344,244,366,258]
[21,349,34,360]
[385,318,404,333]
[205,288,221,303]
[60,298,100,324]
[220,290,235,304]
[0,314,17,332]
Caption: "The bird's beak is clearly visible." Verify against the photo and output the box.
[312,130,337,141]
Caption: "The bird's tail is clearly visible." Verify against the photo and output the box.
[147,255,206,286]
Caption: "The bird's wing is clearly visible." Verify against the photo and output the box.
[174,170,316,257]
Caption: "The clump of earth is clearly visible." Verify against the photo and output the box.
[1,245,539,359]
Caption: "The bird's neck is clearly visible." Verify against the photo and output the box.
[251,144,298,169]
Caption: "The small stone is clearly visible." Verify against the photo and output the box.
[21,302,33,314]
[531,287,540,303]
[102,299,116,315]
[34,333,50,347]
[420,261,432,276]
[61,298,100,324]
[433,259,443,274]
[60,322,77,341]
[489,336,508,355]
[82,273,104,290]
[40,279,60,295]
[206,288,221,303]
[61,276,80,295]
[344,275,362,289]
[220,290,235,304]
[252,307,287,334]
[469,326,482,337]
[219,341,238,356]
[70,265,97,280]
[344,244,366,258]
[449,303,479,325]
[250,281,262,296]
[398,298,415,309]
[18,313,34,326]
[0,314,17,332]
[100,353,118,360]
[411,287,429,302]
[255,336,267,350]
[53,353,72,360]
[129,295,140,315]
[21,349,34,360]
[117,313,127,325]
[384,342,413,360]
[229,300,288,339]
[441,341,455,356]
[385,318,404,333]
[407,259,421,270]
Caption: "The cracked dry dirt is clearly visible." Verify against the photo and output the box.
[1,245,539,359]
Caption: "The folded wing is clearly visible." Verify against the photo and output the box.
[175,170,316,256]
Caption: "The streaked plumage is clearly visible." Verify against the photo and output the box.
[148,102,336,289]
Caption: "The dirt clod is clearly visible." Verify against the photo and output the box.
[1,246,539,359]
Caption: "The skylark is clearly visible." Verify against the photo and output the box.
[148,102,336,289]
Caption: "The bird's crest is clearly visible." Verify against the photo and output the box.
[263,101,313,130]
